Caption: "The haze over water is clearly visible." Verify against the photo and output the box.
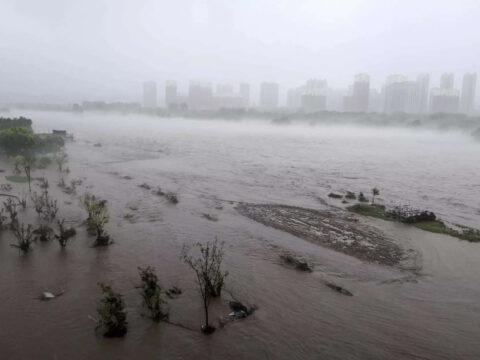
[1,110,479,359]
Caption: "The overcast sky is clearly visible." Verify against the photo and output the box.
[0,0,479,104]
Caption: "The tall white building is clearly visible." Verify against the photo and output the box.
[383,75,417,114]
[461,73,477,115]
[259,82,279,109]
[351,74,370,112]
[430,88,460,113]
[143,81,157,108]
[165,81,177,109]
[416,74,430,114]
[188,82,213,110]
[239,83,250,108]
[440,73,454,90]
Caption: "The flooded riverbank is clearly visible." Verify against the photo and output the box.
[1,110,480,359]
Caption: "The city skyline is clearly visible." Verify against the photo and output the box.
[1,0,479,104]
[139,71,477,114]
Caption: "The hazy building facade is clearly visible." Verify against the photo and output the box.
[188,82,213,110]
[301,92,326,113]
[416,74,430,114]
[259,82,279,109]
[239,83,250,108]
[430,88,460,113]
[383,75,417,113]
[165,81,177,109]
[461,73,477,115]
[352,74,370,112]
[143,81,157,108]
[440,73,454,90]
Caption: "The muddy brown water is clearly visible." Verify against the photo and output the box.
[0,110,480,359]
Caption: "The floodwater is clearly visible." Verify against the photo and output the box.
[1,110,479,360]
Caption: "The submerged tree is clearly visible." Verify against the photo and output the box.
[181,238,228,334]
[371,188,380,205]
[80,193,111,246]
[96,282,128,337]
[138,266,167,321]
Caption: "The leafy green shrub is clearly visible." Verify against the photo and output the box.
[138,266,167,321]
[96,283,128,337]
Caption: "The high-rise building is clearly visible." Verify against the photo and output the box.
[165,81,177,109]
[416,74,430,114]
[430,88,460,113]
[239,83,250,108]
[259,82,279,109]
[440,73,454,90]
[461,73,477,115]
[383,75,416,113]
[188,82,213,110]
[351,74,370,112]
[287,87,304,109]
[143,81,157,108]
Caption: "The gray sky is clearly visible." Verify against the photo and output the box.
[0,0,479,103]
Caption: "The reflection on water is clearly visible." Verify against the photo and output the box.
[0,110,479,360]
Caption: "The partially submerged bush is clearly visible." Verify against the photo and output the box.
[138,266,167,321]
[165,192,178,204]
[3,197,18,227]
[10,223,34,253]
[33,224,54,242]
[31,180,58,221]
[96,283,127,337]
[54,219,76,247]
[80,193,111,246]
[358,192,368,203]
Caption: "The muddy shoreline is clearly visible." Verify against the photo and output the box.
[236,203,413,267]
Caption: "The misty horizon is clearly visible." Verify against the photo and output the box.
[1,0,479,104]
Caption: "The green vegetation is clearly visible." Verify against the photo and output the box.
[96,283,128,337]
[0,116,32,130]
[348,203,480,242]
[54,219,76,247]
[138,266,167,321]
[80,193,111,246]
[5,175,28,183]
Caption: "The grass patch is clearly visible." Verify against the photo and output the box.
[347,203,391,221]
[348,203,480,243]
[5,175,28,183]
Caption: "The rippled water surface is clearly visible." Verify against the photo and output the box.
[0,110,479,360]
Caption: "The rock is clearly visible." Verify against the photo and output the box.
[325,281,353,296]
[41,292,55,300]
[280,254,313,272]
[328,193,343,199]
[165,286,182,298]
[93,142,102,147]
[138,183,151,190]
[345,191,356,200]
